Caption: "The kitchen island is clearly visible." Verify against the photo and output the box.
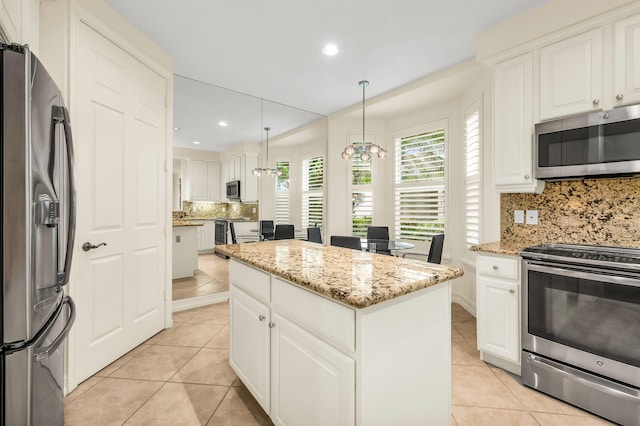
[171,220,203,279]
[216,240,464,426]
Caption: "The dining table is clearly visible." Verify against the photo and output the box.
[360,238,415,256]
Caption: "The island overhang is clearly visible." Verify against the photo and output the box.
[215,239,463,309]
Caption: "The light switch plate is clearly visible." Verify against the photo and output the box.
[526,210,538,225]
[252,207,256,213]
[514,210,525,224]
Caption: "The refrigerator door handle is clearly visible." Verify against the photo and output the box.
[34,296,76,361]
[53,105,76,286]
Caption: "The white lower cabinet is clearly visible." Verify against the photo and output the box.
[197,221,215,252]
[476,254,521,375]
[229,287,271,413]
[229,261,355,426]
[270,312,355,426]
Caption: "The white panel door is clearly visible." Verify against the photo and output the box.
[270,312,355,426]
[73,22,167,383]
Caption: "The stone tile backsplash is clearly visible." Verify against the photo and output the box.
[501,176,640,248]
[173,201,259,221]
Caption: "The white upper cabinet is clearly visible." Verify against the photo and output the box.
[493,53,545,193]
[539,28,604,120]
[188,159,220,201]
[615,12,640,107]
[222,153,259,202]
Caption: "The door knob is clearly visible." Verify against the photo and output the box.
[82,242,107,252]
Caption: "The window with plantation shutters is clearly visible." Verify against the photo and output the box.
[394,120,447,242]
[351,137,373,236]
[465,101,481,248]
[275,161,290,224]
[352,191,372,237]
[302,156,323,228]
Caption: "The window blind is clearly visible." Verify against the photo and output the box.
[465,108,481,247]
[302,156,323,228]
[352,191,373,237]
[275,161,290,224]
[394,187,445,241]
[394,124,446,242]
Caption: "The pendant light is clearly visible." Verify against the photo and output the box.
[252,126,281,177]
[341,80,387,161]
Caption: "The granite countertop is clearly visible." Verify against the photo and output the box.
[172,220,204,227]
[215,240,464,309]
[469,241,530,256]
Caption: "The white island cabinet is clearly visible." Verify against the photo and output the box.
[222,240,463,426]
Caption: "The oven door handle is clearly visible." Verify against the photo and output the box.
[525,262,640,288]
[526,354,640,401]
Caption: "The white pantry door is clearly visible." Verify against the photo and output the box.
[73,22,167,383]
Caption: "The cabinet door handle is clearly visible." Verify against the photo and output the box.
[524,174,530,180]
[509,289,515,294]
[268,322,276,329]
[258,315,265,321]
[616,94,624,101]
[592,99,600,105]
[492,265,498,270]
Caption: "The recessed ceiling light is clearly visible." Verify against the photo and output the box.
[322,44,339,56]
[193,141,200,145]
[173,126,181,131]
[218,121,228,127]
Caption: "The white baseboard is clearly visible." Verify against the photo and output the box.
[172,291,229,312]
[451,292,476,317]
[481,351,521,376]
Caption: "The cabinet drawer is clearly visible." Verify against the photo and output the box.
[271,278,355,354]
[476,255,520,280]
[229,260,270,304]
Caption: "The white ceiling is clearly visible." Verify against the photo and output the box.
[105,0,550,151]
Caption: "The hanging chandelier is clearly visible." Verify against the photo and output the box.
[341,80,387,161]
[252,126,281,177]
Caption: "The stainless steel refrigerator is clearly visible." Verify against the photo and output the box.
[1,42,76,425]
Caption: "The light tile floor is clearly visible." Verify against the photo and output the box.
[64,301,613,425]
[172,254,229,300]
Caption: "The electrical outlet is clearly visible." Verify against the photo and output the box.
[526,210,538,225]
[514,210,525,224]
[252,207,256,213]
[222,207,226,212]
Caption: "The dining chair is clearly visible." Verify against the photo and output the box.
[274,224,295,240]
[330,235,362,250]
[260,220,275,241]
[366,226,391,255]
[307,227,322,244]
[402,234,445,264]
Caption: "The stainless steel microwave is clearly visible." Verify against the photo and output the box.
[534,104,640,180]
[226,180,241,200]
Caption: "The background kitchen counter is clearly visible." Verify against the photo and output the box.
[470,241,529,257]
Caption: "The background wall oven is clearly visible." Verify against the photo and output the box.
[521,244,640,426]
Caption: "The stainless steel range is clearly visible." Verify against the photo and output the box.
[521,244,640,426]
[214,219,229,258]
